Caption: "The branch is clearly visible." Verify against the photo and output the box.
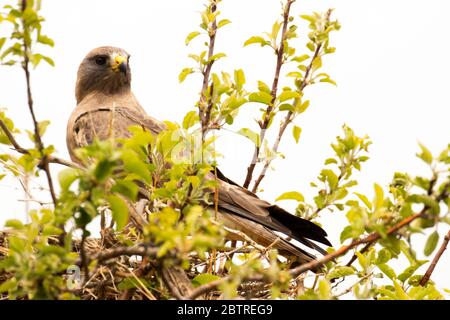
[419,229,450,286]
[87,245,159,265]
[251,10,332,193]
[188,209,426,299]
[199,1,218,140]
[19,1,57,205]
[0,118,81,169]
[243,0,295,189]
[186,277,225,300]
[345,175,444,267]
[287,210,424,278]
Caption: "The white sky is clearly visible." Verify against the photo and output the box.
[0,0,449,296]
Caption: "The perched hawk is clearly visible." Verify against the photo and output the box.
[67,46,331,264]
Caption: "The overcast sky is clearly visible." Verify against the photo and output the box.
[1,0,449,295]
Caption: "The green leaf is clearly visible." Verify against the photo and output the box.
[208,52,226,62]
[398,265,420,282]
[244,36,268,47]
[0,278,17,293]
[217,19,231,29]
[292,125,301,144]
[192,273,221,287]
[111,180,139,202]
[279,104,294,112]
[237,128,260,147]
[417,143,433,165]
[94,159,114,182]
[38,120,50,136]
[37,34,54,47]
[321,169,338,190]
[185,31,201,45]
[257,81,271,94]
[356,251,368,270]
[278,90,300,102]
[326,266,355,280]
[276,191,304,202]
[373,183,384,210]
[296,100,310,113]
[354,192,372,210]
[306,42,315,52]
[121,150,152,184]
[378,263,396,280]
[249,91,273,105]
[58,168,79,191]
[324,158,337,165]
[0,37,6,51]
[340,225,353,243]
[270,22,281,41]
[5,219,24,230]
[319,77,337,86]
[179,67,194,83]
[107,195,129,231]
[234,69,245,90]
[291,54,309,63]
[312,56,322,71]
[393,280,410,300]
[318,279,331,300]
[424,231,439,256]
[300,15,317,24]
[407,194,440,215]
[182,111,199,130]
[41,55,55,67]
[376,248,392,264]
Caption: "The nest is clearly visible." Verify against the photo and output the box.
[1,227,302,300]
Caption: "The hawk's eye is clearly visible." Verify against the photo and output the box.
[95,56,107,66]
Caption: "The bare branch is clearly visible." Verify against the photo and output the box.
[88,245,159,265]
[419,229,450,286]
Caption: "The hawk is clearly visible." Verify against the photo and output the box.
[66,46,331,264]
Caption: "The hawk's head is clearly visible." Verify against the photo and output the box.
[75,46,131,104]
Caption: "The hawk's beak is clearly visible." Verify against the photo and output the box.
[112,55,127,74]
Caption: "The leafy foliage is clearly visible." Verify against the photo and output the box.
[0,0,449,300]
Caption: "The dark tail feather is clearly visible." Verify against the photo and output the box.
[269,205,332,247]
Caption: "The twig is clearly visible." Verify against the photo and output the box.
[345,243,372,267]
[186,277,225,300]
[419,229,450,286]
[243,0,295,189]
[20,1,57,206]
[251,10,332,193]
[87,245,159,265]
[335,272,373,298]
[0,119,79,169]
[199,1,218,141]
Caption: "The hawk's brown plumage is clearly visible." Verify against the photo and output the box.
[67,46,331,264]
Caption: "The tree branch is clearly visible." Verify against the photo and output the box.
[419,229,450,286]
[199,1,218,141]
[187,208,427,299]
[251,10,332,192]
[20,0,57,205]
[243,0,295,189]
[0,118,81,169]
[87,245,159,265]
